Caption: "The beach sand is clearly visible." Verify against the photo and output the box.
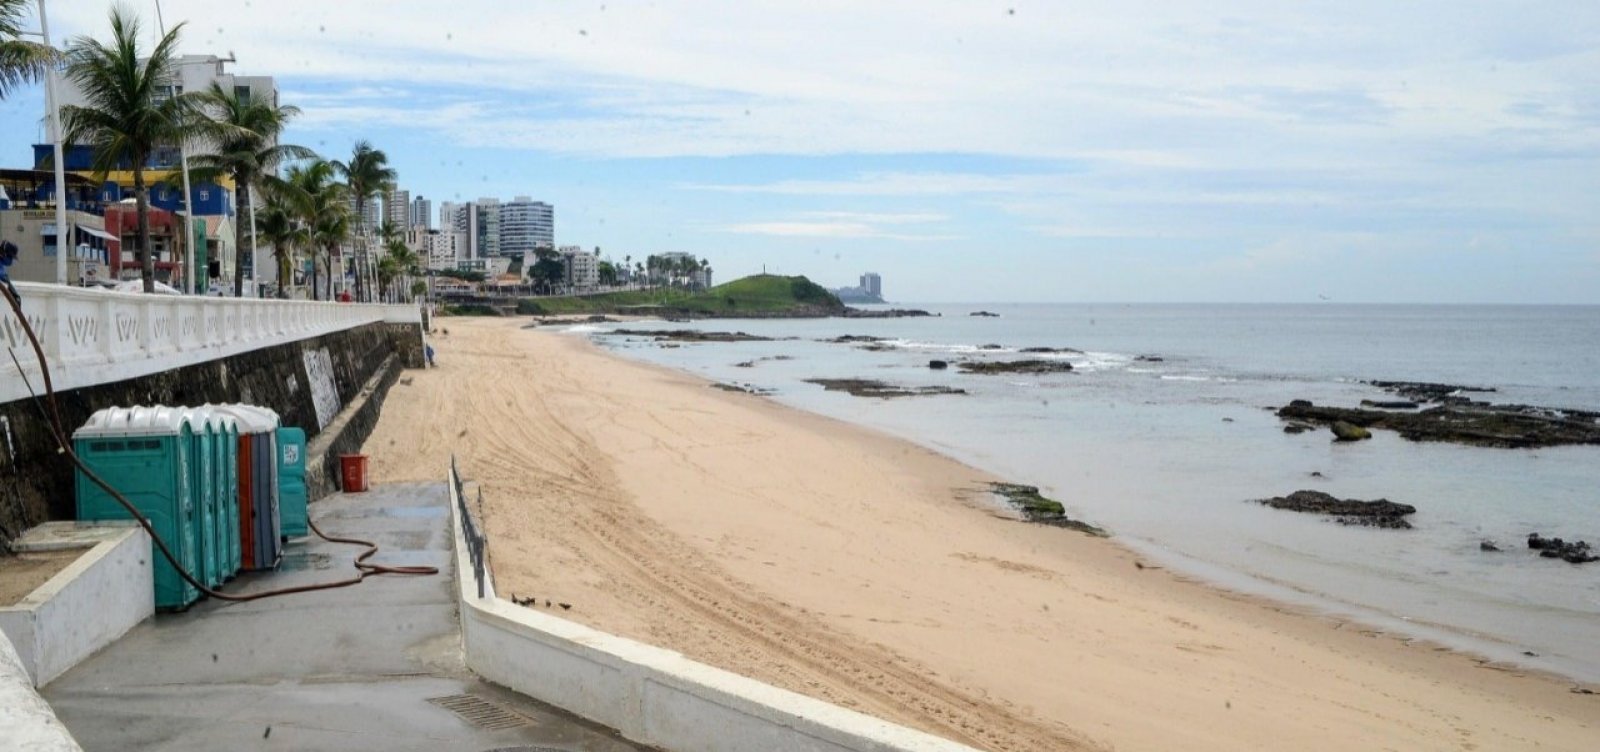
[364,317,1599,751]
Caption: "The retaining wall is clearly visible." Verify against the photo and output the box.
[447,471,977,752]
[0,524,152,687]
[0,631,79,751]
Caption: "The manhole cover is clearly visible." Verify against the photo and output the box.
[426,694,531,731]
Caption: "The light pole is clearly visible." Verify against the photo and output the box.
[36,0,67,285]
[151,0,201,294]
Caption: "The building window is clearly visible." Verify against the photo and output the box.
[234,85,251,104]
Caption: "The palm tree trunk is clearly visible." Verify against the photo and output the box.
[133,164,154,293]
[233,179,250,297]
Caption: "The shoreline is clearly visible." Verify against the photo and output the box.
[364,317,1599,752]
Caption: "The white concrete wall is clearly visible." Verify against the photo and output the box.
[447,471,977,752]
[0,282,420,405]
[0,632,81,751]
[0,525,153,687]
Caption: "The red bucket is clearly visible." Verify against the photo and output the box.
[339,454,370,493]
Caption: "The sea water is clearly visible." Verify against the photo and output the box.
[579,303,1600,682]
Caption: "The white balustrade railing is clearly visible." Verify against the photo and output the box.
[0,282,420,406]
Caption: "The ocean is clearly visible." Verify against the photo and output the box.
[571,303,1600,682]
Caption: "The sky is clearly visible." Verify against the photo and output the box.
[4,1,1598,303]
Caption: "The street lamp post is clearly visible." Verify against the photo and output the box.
[36,0,67,285]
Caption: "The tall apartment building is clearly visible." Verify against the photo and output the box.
[407,227,465,271]
[410,196,432,230]
[499,197,554,255]
[475,198,501,257]
[860,272,882,298]
[384,188,410,229]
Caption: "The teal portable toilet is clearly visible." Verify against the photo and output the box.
[183,408,220,588]
[74,406,202,610]
[190,406,240,583]
[276,426,307,539]
[200,406,242,579]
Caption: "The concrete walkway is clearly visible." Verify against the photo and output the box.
[43,482,651,752]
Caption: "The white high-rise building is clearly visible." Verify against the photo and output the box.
[384,188,410,229]
[410,196,432,230]
[561,247,599,291]
[500,197,554,255]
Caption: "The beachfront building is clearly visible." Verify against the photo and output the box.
[861,272,882,299]
[499,197,554,256]
[560,246,600,291]
[458,256,512,277]
[409,228,466,271]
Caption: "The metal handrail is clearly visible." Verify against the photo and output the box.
[450,455,488,598]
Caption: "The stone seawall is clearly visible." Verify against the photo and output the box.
[0,322,424,543]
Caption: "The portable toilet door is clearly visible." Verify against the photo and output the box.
[207,409,241,579]
[199,407,241,581]
[184,408,224,588]
[72,406,201,610]
[276,426,308,540]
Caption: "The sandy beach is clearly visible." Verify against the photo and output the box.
[364,317,1599,751]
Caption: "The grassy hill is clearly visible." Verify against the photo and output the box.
[515,275,846,317]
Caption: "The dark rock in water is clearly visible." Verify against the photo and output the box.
[857,343,894,352]
[987,482,1107,536]
[1134,354,1165,363]
[1480,540,1501,552]
[712,382,773,396]
[804,378,966,399]
[1256,490,1416,529]
[1283,423,1315,435]
[1309,471,1324,478]
[605,328,776,342]
[957,359,1075,375]
[1020,346,1084,354]
[1528,533,1598,563]
[825,334,891,344]
[1222,417,1235,423]
[1360,399,1420,410]
[1368,380,1497,405]
[1278,400,1600,449]
[840,308,935,318]
[1331,421,1372,441]
[929,360,949,370]
[979,343,1006,350]
[970,310,1001,317]
[734,361,755,368]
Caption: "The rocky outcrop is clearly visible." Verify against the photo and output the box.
[1359,399,1420,409]
[988,483,1107,536]
[957,360,1074,375]
[839,308,935,318]
[804,379,966,399]
[1020,346,1083,354]
[970,311,1000,317]
[602,329,778,342]
[1134,355,1165,363]
[1277,399,1600,449]
[1367,380,1496,405]
[1528,534,1599,564]
[823,335,891,344]
[928,360,949,370]
[1256,490,1417,529]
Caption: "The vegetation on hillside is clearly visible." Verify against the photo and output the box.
[515,274,845,317]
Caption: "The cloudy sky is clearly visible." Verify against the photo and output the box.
[5,1,1598,302]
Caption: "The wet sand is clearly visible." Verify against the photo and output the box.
[364,317,1599,751]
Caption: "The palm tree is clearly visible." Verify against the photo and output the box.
[255,193,307,298]
[332,141,396,302]
[280,159,348,300]
[61,7,204,292]
[190,82,315,296]
[0,0,59,100]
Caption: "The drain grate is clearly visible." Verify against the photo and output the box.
[426,694,531,731]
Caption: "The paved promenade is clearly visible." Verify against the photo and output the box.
[43,482,649,752]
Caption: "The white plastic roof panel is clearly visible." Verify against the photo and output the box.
[212,404,281,433]
[186,405,239,433]
[73,405,192,438]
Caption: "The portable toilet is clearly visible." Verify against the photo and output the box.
[182,408,221,588]
[215,405,283,569]
[276,426,308,540]
[189,406,240,583]
[73,406,202,610]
